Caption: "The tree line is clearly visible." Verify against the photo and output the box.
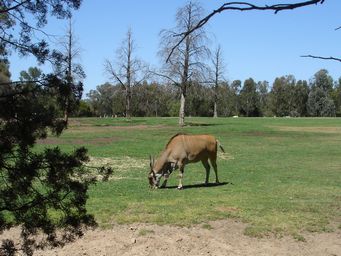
[82,68,341,118]
[85,1,340,122]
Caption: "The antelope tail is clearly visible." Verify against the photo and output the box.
[216,140,225,153]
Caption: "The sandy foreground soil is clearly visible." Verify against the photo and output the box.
[2,220,340,256]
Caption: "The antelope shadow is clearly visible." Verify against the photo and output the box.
[161,181,232,190]
[185,122,222,127]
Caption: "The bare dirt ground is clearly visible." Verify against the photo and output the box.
[2,220,340,256]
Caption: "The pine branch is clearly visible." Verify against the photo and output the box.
[0,0,30,14]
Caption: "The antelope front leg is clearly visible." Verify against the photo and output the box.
[202,160,210,185]
[160,164,176,188]
[160,175,169,188]
[177,165,184,190]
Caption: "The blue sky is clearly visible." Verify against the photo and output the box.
[8,0,341,96]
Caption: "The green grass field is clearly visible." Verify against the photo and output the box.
[38,117,341,238]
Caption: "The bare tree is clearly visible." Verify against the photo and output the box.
[210,45,226,118]
[105,28,148,118]
[159,1,210,126]
[55,18,85,124]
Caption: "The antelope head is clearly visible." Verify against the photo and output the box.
[148,155,161,189]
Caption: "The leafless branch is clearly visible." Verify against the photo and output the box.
[149,70,181,87]
[167,0,325,62]
[104,59,126,89]
[301,54,341,62]
[133,67,151,87]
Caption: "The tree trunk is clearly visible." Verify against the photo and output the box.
[126,87,131,118]
[179,92,186,126]
[64,19,73,125]
[213,101,218,118]
[213,85,218,118]
[64,104,69,124]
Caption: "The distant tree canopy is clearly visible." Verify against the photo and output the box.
[85,68,341,118]
[307,69,336,116]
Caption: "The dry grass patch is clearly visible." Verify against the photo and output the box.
[218,151,234,161]
[271,126,341,134]
[37,137,121,145]
[67,124,169,134]
[89,156,148,170]
[88,156,148,180]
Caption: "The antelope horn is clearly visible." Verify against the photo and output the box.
[149,155,153,169]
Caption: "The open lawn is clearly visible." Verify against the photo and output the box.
[37,117,341,238]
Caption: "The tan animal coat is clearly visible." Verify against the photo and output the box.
[149,133,224,189]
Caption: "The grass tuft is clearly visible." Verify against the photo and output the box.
[201,223,213,230]
[138,228,155,236]
[292,233,306,242]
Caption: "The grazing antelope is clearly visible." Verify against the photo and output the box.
[148,133,225,189]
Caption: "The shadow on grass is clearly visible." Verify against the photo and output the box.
[185,122,222,127]
[161,181,232,190]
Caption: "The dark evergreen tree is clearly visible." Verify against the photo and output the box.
[257,81,269,116]
[216,82,235,117]
[230,80,241,115]
[0,60,11,84]
[76,100,94,117]
[307,87,335,117]
[331,77,341,116]
[0,2,111,255]
[270,75,295,116]
[87,83,120,117]
[186,82,213,117]
[239,78,260,116]
[307,69,335,117]
[293,80,309,117]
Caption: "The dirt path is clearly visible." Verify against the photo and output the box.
[12,220,335,255]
